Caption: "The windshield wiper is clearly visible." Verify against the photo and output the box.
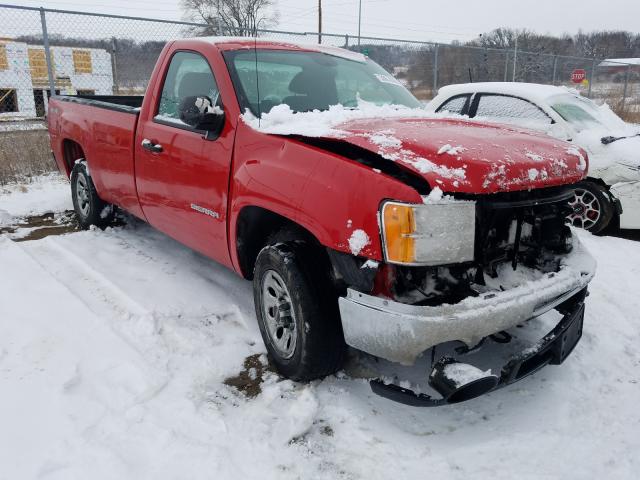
[601,133,640,145]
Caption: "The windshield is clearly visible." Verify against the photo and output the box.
[548,93,627,132]
[224,49,422,116]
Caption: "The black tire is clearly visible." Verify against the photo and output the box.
[70,161,115,229]
[567,181,615,234]
[253,234,345,381]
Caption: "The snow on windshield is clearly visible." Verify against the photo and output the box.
[548,94,629,132]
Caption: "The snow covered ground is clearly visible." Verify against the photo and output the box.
[1,174,639,479]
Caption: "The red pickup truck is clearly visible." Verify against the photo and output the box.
[48,38,595,406]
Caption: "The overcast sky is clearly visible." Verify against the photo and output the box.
[3,0,640,43]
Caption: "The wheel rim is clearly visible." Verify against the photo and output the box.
[567,187,601,230]
[261,270,297,359]
[75,173,90,218]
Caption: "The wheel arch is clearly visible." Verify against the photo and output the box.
[61,139,86,177]
[584,176,609,189]
[235,205,325,280]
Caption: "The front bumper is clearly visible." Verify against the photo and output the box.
[370,290,587,406]
[338,236,596,365]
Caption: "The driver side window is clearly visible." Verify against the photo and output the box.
[437,95,470,115]
[156,51,219,128]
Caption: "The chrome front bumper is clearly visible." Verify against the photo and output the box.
[338,236,596,365]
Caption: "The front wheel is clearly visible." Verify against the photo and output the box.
[567,181,615,234]
[253,240,345,381]
[71,160,115,229]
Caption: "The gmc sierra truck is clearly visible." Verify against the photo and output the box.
[47,38,596,406]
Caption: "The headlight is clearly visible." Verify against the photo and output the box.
[381,200,476,266]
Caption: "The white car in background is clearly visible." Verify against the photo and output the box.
[427,82,640,233]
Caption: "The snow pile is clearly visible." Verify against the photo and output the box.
[566,146,587,172]
[524,151,544,162]
[421,187,475,205]
[437,144,467,156]
[528,168,538,181]
[361,259,379,269]
[365,132,403,149]
[241,101,436,138]
[441,362,494,388]
[348,229,370,256]
[0,173,71,218]
[375,144,467,181]
[423,186,444,203]
[0,208,11,226]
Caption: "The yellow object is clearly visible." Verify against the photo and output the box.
[0,44,7,70]
[382,202,416,263]
[28,48,51,79]
[72,49,92,74]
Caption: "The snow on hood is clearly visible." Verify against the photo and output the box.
[242,103,587,193]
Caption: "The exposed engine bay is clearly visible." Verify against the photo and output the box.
[329,185,577,308]
[388,186,575,306]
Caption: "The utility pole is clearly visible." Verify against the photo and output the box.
[357,0,362,46]
[512,34,518,82]
[111,37,119,94]
[318,0,322,44]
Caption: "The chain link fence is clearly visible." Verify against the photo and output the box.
[1,3,639,118]
[0,2,638,182]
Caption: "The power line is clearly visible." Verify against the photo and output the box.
[7,0,182,13]
[6,0,480,41]
[315,12,476,38]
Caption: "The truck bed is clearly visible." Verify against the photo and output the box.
[48,95,144,218]
[56,95,143,113]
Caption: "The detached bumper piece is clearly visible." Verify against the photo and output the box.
[370,289,586,406]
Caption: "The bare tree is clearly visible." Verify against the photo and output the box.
[181,0,278,36]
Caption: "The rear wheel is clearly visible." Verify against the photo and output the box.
[567,181,614,234]
[253,234,345,381]
[70,161,115,229]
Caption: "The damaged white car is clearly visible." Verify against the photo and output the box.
[428,83,640,232]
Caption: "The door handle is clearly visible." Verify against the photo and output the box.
[141,138,163,153]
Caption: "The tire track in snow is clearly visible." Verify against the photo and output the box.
[19,235,149,319]
[14,236,176,409]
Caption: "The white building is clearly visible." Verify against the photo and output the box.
[0,39,114,119]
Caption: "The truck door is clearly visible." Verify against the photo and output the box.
[135,50,233,266]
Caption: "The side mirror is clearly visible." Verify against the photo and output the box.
[179,95,225,138]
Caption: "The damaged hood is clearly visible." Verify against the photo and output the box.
[327,117,587,193]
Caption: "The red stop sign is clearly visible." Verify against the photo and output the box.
[572,69,587,83]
